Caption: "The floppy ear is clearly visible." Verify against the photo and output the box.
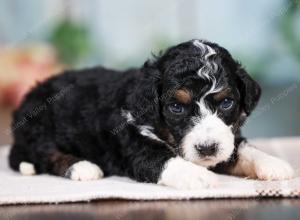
[236,67,261,115]
[128,61,162,123]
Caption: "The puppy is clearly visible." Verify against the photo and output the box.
[9,39,294,190]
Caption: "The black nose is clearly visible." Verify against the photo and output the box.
[195,143,218,156]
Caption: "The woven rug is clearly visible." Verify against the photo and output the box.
[0,137,300,205]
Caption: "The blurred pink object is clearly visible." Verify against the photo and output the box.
[0,44,65,108]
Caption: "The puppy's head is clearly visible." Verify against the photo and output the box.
[130,39,261,168]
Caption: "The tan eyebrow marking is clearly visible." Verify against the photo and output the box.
[213,88,231,101]
[174,88,192,104]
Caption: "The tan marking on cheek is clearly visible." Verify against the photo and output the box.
[174,89,192,104]
[159,128,176,145]
[213,88,231,101]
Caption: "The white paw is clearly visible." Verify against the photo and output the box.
[19,161,36,176]
[65,161,103,181]
[158,157,219,190]
[254,156,294,181]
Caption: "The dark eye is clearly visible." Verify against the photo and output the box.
[168,103,185,114]
[220,98,234,110]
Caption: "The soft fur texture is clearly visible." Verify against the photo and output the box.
[9,39,294,189]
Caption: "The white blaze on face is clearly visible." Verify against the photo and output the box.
[180,40,235,167]
[181,107,235,167]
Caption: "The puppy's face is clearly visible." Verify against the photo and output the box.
[153,40,261,168]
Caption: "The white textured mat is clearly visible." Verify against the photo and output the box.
[1,138,300,205]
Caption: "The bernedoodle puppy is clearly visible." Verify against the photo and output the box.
[9,39,294,190]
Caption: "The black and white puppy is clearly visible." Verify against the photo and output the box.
[9,39,294,190]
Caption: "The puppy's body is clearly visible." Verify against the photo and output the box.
[10,67,160,180]
[9,40,294,189]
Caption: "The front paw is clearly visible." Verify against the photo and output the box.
[65,160,104,181]
[254,156,294,181]
[158,157,218,190]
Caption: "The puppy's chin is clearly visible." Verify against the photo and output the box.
[191,152,233,168]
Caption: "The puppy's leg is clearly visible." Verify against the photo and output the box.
[49,150,104,181]
[128,141,218,190]
[11,144,103,181]
[230,142,294,180]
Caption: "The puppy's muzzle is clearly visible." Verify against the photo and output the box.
[195,143,218,157]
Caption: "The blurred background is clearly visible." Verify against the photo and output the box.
[0,0,299,145]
